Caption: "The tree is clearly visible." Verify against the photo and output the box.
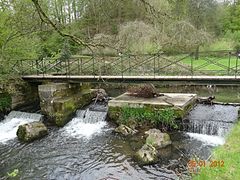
[0,1,41,61]
[164,21,211,53]
[117,21,160,53]
[187,0,218,59]
[224,0,240,32]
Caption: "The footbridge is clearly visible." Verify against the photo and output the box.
[9,50,240,85]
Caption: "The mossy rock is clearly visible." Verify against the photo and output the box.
[145,129,172,149]
[114,124,138,136]
[108,106,122,123]
[17,122,48,142]
[135,144,158,165]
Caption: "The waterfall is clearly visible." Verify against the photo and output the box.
[186,133,225,146]
[0,111,43,143]
[6,111,42,120]
[75,109,108,124]
[63,104,108,138]
[189,120,233,136]
[187,104,239,137]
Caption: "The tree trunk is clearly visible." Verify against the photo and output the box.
[54,0,61,23]
[67,0,71,23]
[73,0,77,20]
[195,46,199,60]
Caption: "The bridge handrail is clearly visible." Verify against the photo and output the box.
[4,50,240,77]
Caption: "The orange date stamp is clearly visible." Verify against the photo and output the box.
[187,160,224,174]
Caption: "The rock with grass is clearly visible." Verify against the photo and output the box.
[145,129,172,149]
[135,144,158,165]
[17,122,48,142]
[114,124,138,136]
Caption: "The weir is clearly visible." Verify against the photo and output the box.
[76,108,107,124]
[63,104,108,138]
[186,104,239,136]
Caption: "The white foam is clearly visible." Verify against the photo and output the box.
[63,117,107,138]
[187,132,225,146]
[0,118,37,143]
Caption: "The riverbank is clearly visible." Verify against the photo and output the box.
[194,119,240,180]
[0,77,39,119]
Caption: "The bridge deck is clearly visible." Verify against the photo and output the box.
[22,75,240,85]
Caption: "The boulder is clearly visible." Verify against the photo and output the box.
[91,89,108,102]
[17,122,48,142]
[135,144,158,165]
[114,124,137,136]
[145,129,172,149]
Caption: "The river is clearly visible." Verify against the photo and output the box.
[0,102,238,179]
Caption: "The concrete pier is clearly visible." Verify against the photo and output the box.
[108,93,197,126]
[38,83,94,127]
[109,93,197,109]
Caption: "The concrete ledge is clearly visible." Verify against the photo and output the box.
[109,93,197,109]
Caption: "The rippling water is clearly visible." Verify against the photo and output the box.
[0,125,217,179]
[1,104,238,179]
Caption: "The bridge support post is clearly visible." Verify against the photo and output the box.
[38,83,95,127]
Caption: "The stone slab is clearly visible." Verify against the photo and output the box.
[108,93,197,109]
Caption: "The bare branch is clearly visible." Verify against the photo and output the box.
[139,0,174,22]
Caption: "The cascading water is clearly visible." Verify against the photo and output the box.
[62,104,108,138]
[185,104,239,146]
[187,104,239,136]
[0,111,42,143]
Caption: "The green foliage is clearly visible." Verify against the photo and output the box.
[0,0,238,73]
[37,32,64,58]
[159,108,178,129]
[7,169,19,178]
[223,1,240,32]
[187,0,218,29]
[224,30,240,50]
[201,38,234,51]
[59,39,71,60]
[0,92,11,111]
[119,107,178,128]
[182,56,239,72]
[194,121,240,180]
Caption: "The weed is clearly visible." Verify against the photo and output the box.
[119,107,178,129]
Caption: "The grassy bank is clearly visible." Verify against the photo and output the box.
[194,120,240,180]
[182,57,238,71]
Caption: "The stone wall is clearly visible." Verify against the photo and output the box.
[38,83,95,127]
[0,79,39,118]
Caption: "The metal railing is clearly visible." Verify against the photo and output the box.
[7,50,240,77]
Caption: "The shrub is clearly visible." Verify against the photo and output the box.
[0,92,11,111]
[119,106,178,129]
[224,30,240,50]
